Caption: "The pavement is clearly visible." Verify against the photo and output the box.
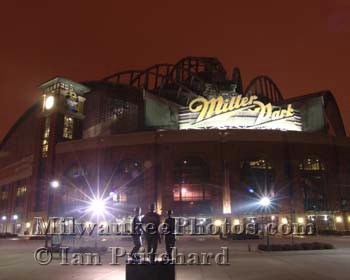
[0,235,350,280]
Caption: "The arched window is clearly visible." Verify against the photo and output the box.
[111,159,144,204]
[240,159,275,192]
[116,159,142,181]
[299,156,326,211]
[173,157,211,202]
[240,159,275,214]
[299,156,325,171]
[66,164,86,179]
[15,181,27,205]
[174,157,209,184]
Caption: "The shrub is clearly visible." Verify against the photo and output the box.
[68,246,108,254]
[228,234,260,240]
[0,233,18,238]
[323,243,335,249]
[258,244,267,251]
[258,242,334,251]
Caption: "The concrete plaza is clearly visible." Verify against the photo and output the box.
[0,235,349,280]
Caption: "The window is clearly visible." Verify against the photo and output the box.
[104,98,136,122]
[109,191,127,203]
[15,183,27,208]
[1,188,8,201]
[117,160,142,181]
[300,156,326,211]
[173,185,211,201]
[65,92,79,113]
[240,159,275,213]
[66,164,86,179]
[240,159,275,187]
[240,159,272,170]
[173,157,210,202]
[63,116,74,139]
[299,156,324,171]
[112,159,144,203]
[42,117,50,158]
[174,157,209,184]
[16,185,27,198]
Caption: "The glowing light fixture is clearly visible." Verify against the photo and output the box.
[259,197,271,207]
[181,188,187,194]
[214,219,222,226]
[88,199,106,217]
[248,187,254,193]
[297,217,305,224]
[281,218,288,224]
[336,216,342,223]
[50,180,60,188]
[233,219,240,225]
[45,95,55,110]
[25,222,31,229]
[13,214,18,220]
[1,216,6,221]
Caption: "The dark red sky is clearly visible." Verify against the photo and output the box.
[1,0,350,139]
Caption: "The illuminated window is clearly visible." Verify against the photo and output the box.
[173,185,211,201]
[240,159,272,170]
[110,191,127,203]
[42,117,50,158]
[65,92,79,113]
[1,189,8,201]
[16,185,27,197]
[299,156,324,171]
[63,116,74,139]
[240,159,275,214]
[173,157,211,202]
[300,156,326,211]
[175,157,209,184]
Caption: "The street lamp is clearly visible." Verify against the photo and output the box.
[88,199,106,217]
[50,180,60,189]
[45,180,60,247]
[12,214,18,235]
[87,198,107,249]
[259,196,271,250]
[259,197,271,207]
[1,215,7,234]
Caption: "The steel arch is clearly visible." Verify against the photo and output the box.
[245,75,283,103]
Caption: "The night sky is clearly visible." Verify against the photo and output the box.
[1,0,349,139]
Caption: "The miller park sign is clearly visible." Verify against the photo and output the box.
[179,94,302,131]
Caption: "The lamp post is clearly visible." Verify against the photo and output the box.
[291,209,296,246]
[1,215,7,234]
[12,214,18,234]
[259,196,271,250]
[45,179,60,248]
[87,198,106,249]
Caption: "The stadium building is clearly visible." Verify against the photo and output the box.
[0,56,349,234]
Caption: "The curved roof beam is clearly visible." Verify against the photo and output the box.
[245,75,283,103]
[129,63,173,90]
[103,70,143,85]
